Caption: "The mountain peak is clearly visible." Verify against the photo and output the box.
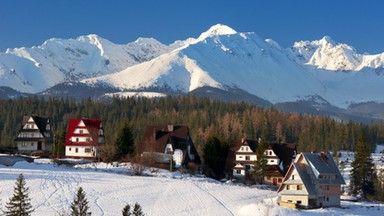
[197,24,237,41]
[318,36,336,46]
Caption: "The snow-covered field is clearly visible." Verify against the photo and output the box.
[1,146,383,216]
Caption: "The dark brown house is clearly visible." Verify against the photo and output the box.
[138,125,201,170]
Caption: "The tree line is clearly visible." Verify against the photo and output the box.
[1,96,384,156]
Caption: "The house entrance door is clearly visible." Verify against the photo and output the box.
[273,178,278,185]
[38,142,42,150]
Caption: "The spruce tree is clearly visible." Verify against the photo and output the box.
[349,133,377,199]
[114,120,135,160]
[5,173,33,216]
[70,187,91,216]
[202,136,229,179]
[132,203,144,216]
[122,203,144,216]
[252,136,268,184]
[121,204,131,216]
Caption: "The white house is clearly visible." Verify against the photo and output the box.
[64,118,104,159]
[277,152,345,209]
[15,115,53,154]
[231,139,296,185]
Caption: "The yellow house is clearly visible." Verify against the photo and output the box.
[277,152,345,209]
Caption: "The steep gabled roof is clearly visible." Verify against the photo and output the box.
[15,115,53,142]
[22,115,51,135]
[278,152,346,195]
[226,139,296,174]
[278,163,316,195]
[64,118,103,146]
[301,152,345,185]
[139,125,201,164]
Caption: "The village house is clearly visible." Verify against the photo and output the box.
[64,118,104,159]
[15,115,53,155]
[228,138,296,185]
[138,125,201,171]
[277,152,345,209]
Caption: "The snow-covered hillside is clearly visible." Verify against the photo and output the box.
[1,24,384,108]
[0,154,383,216]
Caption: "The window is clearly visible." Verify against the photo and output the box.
[31,142,34,146]
[297,185,303,190]
[286,185,289,190]
[85,148,91,153]
[86,137,90,142]
[22,142,27,147]
[292,175,295,180]
[245,156,250,160]
[76,138,79,142]
[75,148,78,153]
[270,160,274,163]
[287,200,292,203]
[69,148,72,151]
[236,170,241,174]
[297,201,302,204]
[79,130,83,134]
[278,178,282,183]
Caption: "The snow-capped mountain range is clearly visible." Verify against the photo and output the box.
[1,24,384,110]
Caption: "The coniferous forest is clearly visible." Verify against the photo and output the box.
[1,96,384,156]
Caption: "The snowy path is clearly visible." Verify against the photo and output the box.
[1,161,383,216]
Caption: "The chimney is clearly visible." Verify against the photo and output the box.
[320,151,328,163]
[167,125,174,132]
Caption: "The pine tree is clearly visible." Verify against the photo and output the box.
[114,120,135,160]
[349,133,377,199]
[132,203,144,216]
[121,203,144,216]
[202,136,229,179]
[5,173,33,216]
[252,136,268,184]
[122,204,131,216]
[70,187,91,216]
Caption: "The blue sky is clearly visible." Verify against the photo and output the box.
[1,0,383,54]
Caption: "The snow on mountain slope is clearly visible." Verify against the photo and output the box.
[2,24,384,108]
[291,36,384,71]
[0,35,170,93]
[83,25,329,103]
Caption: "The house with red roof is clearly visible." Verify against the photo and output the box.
[64,118,104,159]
